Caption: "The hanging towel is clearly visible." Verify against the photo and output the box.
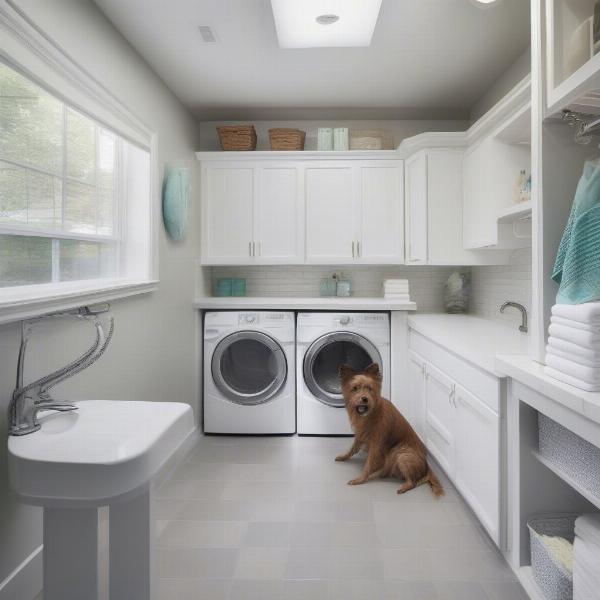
[545,354,600,384]
[548,323,600,348]
[552,159,600,304]
[548,336,600,361]
[552,302,600,323]
[544,366,600,392]
[546,345,600,368]
[551,316,600,333]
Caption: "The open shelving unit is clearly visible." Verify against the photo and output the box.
[498,200,532,223]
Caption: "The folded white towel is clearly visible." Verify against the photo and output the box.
[575,514,600,547]
[544,366,600,392]
[548,323,600,348]
[574,536,600,600]
[552,302,600,324]
[546,345,599,368]
[552,316,600,333]
[548,336,600,361]
[545,354,600,384]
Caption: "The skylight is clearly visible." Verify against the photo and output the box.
[270,0,383,49]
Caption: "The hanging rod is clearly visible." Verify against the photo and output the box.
[562,109,600,143]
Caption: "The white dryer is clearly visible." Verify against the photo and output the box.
[204,311,295,434]
[297,312,390,435]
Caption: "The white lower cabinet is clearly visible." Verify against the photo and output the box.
[424,363,457,477]
[407,350,427,439]
[454,384,500,543]
[408,329,502,546]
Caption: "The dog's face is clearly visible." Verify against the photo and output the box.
[339,363,382,418]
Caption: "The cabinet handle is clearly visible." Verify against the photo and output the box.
[352,241,355,259]
[249,241,252,257]
[357,241,361,258]
[449,385,456,407]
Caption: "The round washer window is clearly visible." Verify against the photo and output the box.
[212,331,287,405]
[303,332,381,407]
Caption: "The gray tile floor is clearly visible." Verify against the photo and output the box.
[155,435,528,600]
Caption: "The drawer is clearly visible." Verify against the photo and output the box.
[409,329,501,413]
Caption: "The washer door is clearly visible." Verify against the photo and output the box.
[212,331,287,405]
[303,332,382,407]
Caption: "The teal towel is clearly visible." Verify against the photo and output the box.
[552,159,600,304]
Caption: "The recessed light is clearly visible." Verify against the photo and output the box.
[470,0,501,6]
[271,0,382,49]
[316,14,340,26]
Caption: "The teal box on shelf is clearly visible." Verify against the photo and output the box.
[231,278,246,297]
[215,278,233,297]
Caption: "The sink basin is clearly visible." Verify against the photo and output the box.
[9,400,195,506]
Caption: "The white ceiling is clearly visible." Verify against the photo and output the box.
[94,0,530,121]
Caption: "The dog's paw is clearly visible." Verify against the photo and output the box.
[347,478,365,486]
[335,455,348,462]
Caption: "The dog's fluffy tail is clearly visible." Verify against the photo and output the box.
[427,468,445,497]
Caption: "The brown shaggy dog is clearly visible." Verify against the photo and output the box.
[336,363,444,497]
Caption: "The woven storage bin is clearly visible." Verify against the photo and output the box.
[539,414,600,499]
[217,125,257,151]
[268,128,305,150]
[528,514,576,600]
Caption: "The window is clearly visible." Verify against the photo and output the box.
[0,61,153,293]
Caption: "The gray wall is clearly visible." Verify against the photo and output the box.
[471,47,531,122]
[0,0,200,589]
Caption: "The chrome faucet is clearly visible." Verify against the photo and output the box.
[8,305,114,436]
[500,301,528,333]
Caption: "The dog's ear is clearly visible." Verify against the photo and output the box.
[339,364,356,382]
[364,363,382,381]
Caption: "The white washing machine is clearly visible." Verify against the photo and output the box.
[204,311,295,434]
[297,312,390,435]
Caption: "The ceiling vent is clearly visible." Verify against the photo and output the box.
[198,25,218,43]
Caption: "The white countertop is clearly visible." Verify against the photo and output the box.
[408,313,529,375]
[194,297,417,311]
[496,354,600,425]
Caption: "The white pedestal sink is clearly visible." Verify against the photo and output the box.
[8,400,196,600]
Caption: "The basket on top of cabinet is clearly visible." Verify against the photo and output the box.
[217,125,257,151]
[268,128,305,150]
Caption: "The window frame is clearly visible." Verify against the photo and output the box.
[0,1,159,325]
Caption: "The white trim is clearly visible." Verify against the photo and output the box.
[0,279,158,325]
[196,150,401,161]
[0,0,152,148]
[0,545,42,600]
[0,226,119,243]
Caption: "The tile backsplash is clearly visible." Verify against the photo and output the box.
[210,265,461,313]
[470,248,532,329]
[208,249,532,328]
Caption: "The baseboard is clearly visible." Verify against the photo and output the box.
[0,545,43,600]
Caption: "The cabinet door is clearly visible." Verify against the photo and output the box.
[407,350,427,439]
[454,384,500,543]
[201,165,254,264]
[357,161,404,263]
[255,165,303,263]
[405,153,428,264]
[305,163,357,263]
[427,150,471,264]
[424,362,456,477]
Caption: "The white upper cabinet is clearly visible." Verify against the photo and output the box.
[357,162,404,264]
[305,163,357,263]
[405,153,428,264]
[201,165,255,263]
[404,148,507,265]
[200,161,304,265]
[255,165,304,263]
[199,153,404,266]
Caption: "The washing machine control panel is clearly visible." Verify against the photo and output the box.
[239,313,258,325]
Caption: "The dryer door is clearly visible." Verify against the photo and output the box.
[212,331,287,405]
[303,332,382,407]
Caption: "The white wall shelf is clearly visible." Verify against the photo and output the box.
[498,201,532,223]
[533,450,600,510]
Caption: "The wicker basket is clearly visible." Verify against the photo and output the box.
[217,125,257,151]
[528,514,576,600]
[268,128,305,151]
